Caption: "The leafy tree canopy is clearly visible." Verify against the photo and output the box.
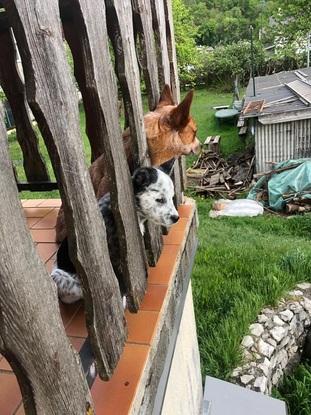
[271,0,311,45]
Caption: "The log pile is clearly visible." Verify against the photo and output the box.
[284,193,311,214]
[187,149,255,198]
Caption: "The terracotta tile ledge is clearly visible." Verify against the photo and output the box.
[0,198,197,415]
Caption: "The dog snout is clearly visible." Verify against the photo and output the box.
[170,214,179,224]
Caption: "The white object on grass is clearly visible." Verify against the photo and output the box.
[209,199,264,218]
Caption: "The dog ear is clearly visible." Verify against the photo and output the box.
[168,90,194,131]
[157,84,175,108]
[132,167,158,193]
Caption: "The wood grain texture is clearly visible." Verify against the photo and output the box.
[150,0,170,90]
[163,0,180,103]
[64,0,148,312]
[0,28,49,182]
[106,0,163,266]
[62,15,106,163]
[106,0,148,167]
[0,102,93,414]
[3,0,126,379]
[132,0,160,110]
[163,0,186,195]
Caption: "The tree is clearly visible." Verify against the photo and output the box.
[172,0,198,67]
[172,0,199,85]
[271,0,311,45]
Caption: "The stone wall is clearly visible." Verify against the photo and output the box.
[231,283,311,394]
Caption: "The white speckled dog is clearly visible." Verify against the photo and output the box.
[52,167,179,304]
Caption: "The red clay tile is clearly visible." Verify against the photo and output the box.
[14,404,25,415]
[45,255,56,273]
[163,230,184,246]
[36,243,58,263]
[59,302,82,328]
[65,307,88,338]
[178,203,193,218]
[0,356,12,371]
[38,199,62,208]
[23,207,52,218]
[30,229,56,243]
[125,310,159,345]
[148,244,180,285]
[69,336,86,352]
[0,372,22,415]
[92,343,149,415]
[163,217,189,245]
[21,199,43,208]
[140,284,168,312]
[31,209,59,230]
[26,218,40,228]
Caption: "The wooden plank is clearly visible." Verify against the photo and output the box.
[239,126,248,135]
[171,159,183,206]
[150,0,170,89]
[106,0,148,167]
[0,28,49,182]
[4,0,126,379]
[163,0,185,199]
[66,0,148,312]
[62,19,106,162]
[0,102,93,414]
[106,0,163,266]
[163,0,180,103]
[204,136,213,146]
[132,0,160,110]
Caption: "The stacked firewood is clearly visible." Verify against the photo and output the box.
[187,149,255,198]
[284,193,311,214]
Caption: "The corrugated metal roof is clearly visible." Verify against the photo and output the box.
[286,79,311,104]
[244,67,311,118]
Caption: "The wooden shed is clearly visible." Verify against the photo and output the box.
[241,68,311,173]
[0,1,202,414]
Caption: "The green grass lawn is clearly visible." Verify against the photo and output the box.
[192,201,311,380]
[189,88,245,157]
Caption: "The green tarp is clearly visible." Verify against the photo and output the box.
[248,158,311,211]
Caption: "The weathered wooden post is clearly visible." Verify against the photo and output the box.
[0,103,93,414]
[0,28,49,182]
[3,0,126,379]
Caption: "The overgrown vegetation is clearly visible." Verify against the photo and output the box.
[273,361,311,415]
[173,0,311,89]
[192,200,311,379]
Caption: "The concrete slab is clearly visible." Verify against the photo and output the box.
[203,376,287,415]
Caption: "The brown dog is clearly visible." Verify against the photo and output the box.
[55,85,200,242]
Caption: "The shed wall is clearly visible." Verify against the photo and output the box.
[255,118,311,172]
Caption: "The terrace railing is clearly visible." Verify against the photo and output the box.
[0,0,185,413]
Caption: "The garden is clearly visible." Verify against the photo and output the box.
[7,86,311,414]
[2,0,311,414]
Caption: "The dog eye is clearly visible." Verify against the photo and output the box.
[156,198,166,204]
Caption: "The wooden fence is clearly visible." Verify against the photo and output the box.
[0,0,185,413]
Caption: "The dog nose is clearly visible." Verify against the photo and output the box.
[170,215,179,223]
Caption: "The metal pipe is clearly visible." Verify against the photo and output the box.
[307,32,310,68]
[250,25,256,96]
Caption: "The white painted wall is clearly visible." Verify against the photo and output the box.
[161,282,203,415]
